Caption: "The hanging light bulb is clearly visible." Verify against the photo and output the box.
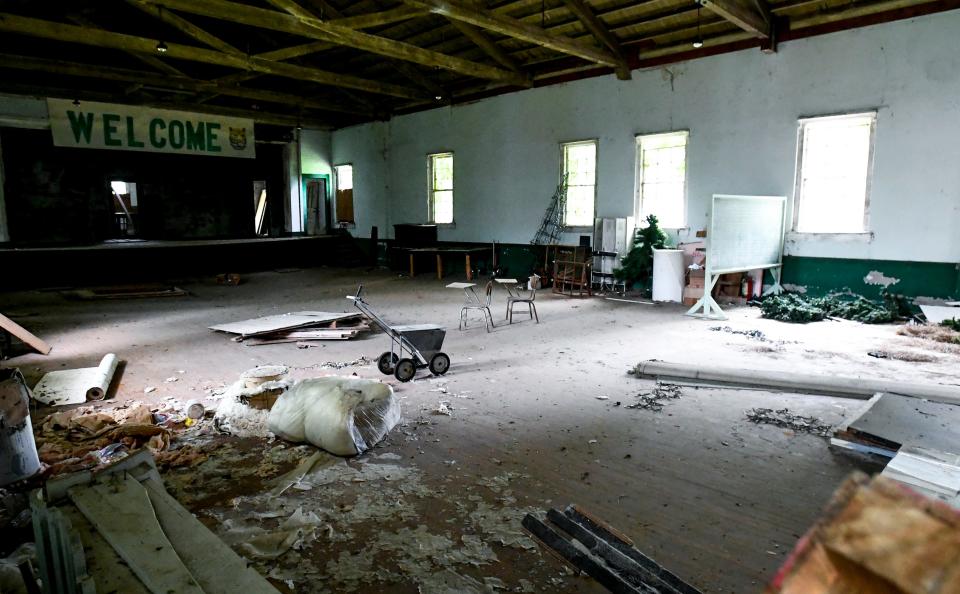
[156,40,169,53]
[692,2,704,48]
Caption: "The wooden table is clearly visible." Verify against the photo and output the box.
[405,247,490,280]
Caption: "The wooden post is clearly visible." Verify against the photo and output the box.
[465,254,472,281]
[436,254,443,280]
[409,253,415,278]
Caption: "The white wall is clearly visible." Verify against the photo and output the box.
[332,121,392,238]
[331,12,960,263]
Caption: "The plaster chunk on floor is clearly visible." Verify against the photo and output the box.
[269,377,400,456]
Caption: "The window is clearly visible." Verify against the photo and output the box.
[635,131,688,229]
[334,164,355,224]
[561,140,597,227]
[794,112,876,233]
[428,152,453,224]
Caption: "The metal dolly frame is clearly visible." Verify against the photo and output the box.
[348,284,450,383]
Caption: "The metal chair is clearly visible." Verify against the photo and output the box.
[507,285,539,324]
[460,281,495,332]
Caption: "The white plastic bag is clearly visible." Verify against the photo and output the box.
[268,377,399,456]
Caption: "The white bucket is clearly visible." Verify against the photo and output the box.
[651,249,685,303]
[0,369,41,486]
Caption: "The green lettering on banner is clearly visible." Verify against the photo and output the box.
[185,121,205,150]
[126,116,144,147]
[149,119,167,148]
[102,113,122,146]
[66,111,94,144]
[168,120,185,149]
[206,122,221,152]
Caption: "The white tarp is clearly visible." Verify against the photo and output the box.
[32,354,119,405]
[269,377,400,456]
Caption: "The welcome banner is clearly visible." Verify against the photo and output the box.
[47,98,256,158]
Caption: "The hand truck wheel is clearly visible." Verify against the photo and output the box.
[394,358,417,382]
[377,352,399,375]
[429,353,450,376]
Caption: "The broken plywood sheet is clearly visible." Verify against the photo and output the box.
[209,312,359,337]
[0,312,51,355]
[68,475,205,594]
[920,304,960,325]
[840,393,960,454]
[882,446,960,504]
[32,354,119,405]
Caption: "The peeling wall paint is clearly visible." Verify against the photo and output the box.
[863,270,901,287]
[782,283,808,294]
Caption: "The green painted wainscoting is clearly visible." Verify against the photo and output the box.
[779,256,960,300]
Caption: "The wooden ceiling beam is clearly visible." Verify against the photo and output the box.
[562,0,632,79]
[403,0,620,67]
[0,13,424,99]
[67,14,186,77]
[333,6,429,29]
[698,0,770,38]
[126,1,244,55]
[447,19,522,72]
[0,53,374,117]
[145,0,529,86]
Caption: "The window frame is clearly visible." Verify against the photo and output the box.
[559,139,598,229]
[427,151,455,226]
[333,163,355,227]
[633,129,690,230]
[792,111,877,236]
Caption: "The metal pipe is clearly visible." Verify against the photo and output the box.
[633,360,960,405]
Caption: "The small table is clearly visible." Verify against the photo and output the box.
[446,282,481,306]
[406,247,490,281]
[494,278,520,299]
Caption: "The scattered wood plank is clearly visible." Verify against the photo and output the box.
[68,476,205,594]
[61,285,188,300]
[142,477,279,593]
[881,445,960,504]
[210,312,360,337]
[0,312,51,355]
[834,392,960,456]
[522,513,649,594]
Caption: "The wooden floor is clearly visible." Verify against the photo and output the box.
[6,267,951,592]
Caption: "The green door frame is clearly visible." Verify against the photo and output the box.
[301,173,330,232]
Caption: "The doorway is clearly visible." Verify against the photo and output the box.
[253,180,268,236]
[110,180,139,238]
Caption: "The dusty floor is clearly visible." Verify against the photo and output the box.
[3,267,958,593]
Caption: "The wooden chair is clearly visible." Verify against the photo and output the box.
[460,281,495,332]
[506,286,539,324]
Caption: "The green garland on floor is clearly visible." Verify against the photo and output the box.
[942,317,960,331]
[760,292,903,324]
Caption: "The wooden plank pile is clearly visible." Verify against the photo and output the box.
[522,504,702,594]
[209,311,370,346]
[769,473,960,593]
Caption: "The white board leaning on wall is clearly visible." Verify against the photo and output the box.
[687,194,787,320]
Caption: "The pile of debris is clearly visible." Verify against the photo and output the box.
[35,399,210,476]
[210,311,370,346]
[709,326,768,341]
[760,293,900,324]
[625,382,682,412]
[745,407,833,437]
[898,323,960,346]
